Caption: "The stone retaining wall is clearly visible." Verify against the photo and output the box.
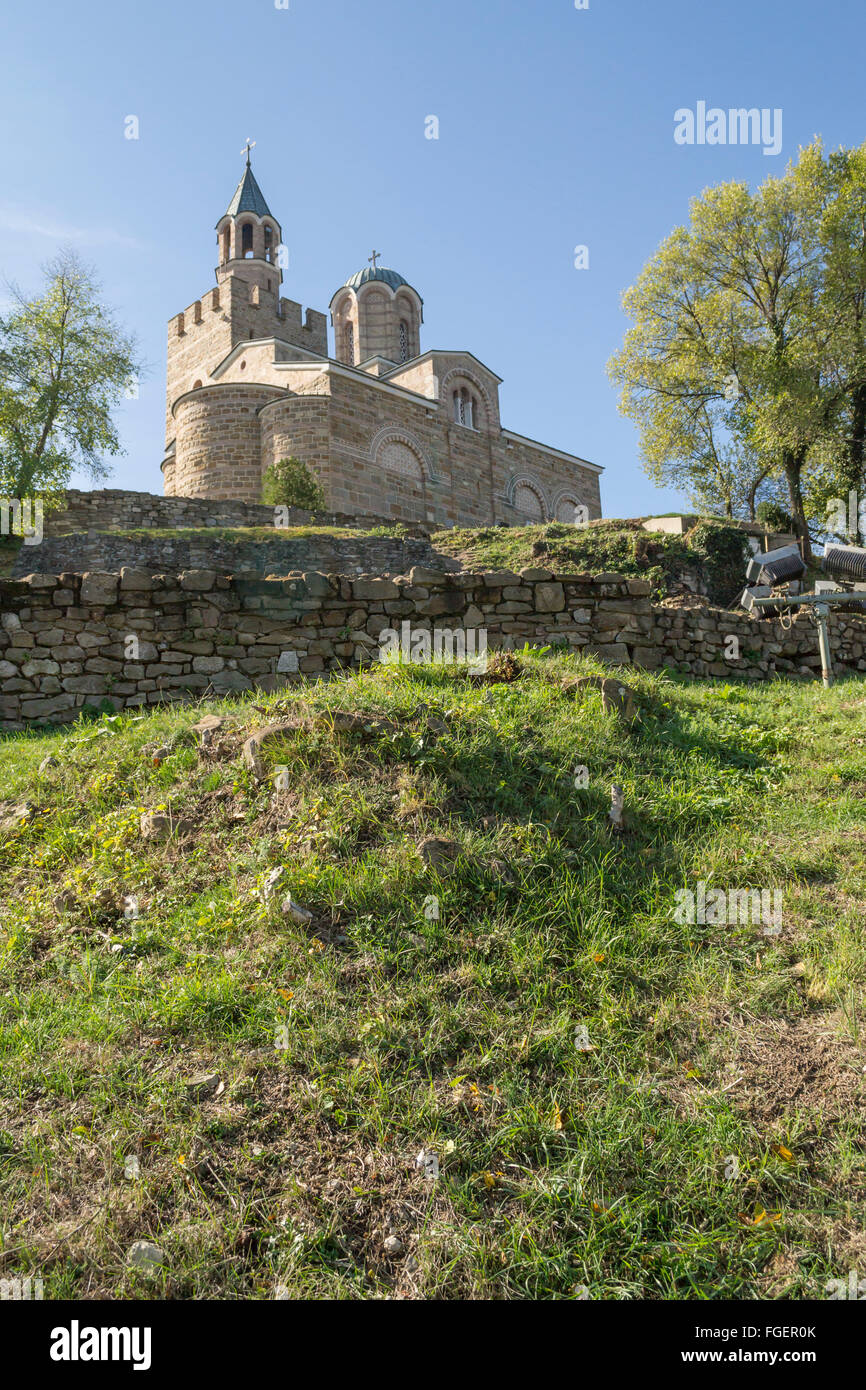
[41,489,404,537]
[2,566,865,729]
[12,533,447,581]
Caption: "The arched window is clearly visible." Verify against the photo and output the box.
[514,483,544,520]
[345,322,355,365]
[399,320,409,363]
[556,497,583,523]
[241,223,253,257]
[264,224,274,263]
[452,388,477,428]
[378,439,423,481]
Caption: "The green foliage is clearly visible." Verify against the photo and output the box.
[0,249,140,499]
[608,139,866,552]
[755,500,795,532]
[261,456,326,511]
[685,522,752,606]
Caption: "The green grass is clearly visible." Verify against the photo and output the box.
[50,524,416,544]
[433,519,751,604]
[0,654,864,1300]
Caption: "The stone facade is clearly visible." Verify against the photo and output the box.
[162,157,603,526]
[3,567,864,730]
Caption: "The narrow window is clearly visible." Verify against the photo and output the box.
[399,320,409,363]
[465,394,474,429]
[264,225,273,263]
[221,228,231,263]
[241,223,253,257]
[346,322,355,365]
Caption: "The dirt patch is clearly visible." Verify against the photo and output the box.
[731,1017,865,1126]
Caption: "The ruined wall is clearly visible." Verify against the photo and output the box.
[13,533,445,581]
[42,490,401,536]
[2,566,865,730]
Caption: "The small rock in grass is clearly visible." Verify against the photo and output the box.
[415,1149,439,1180]
[565,675,639,724]
[383,1235,404,1256]
[192,714,224,747]
[185,1072,221,1099]
[0,801,34,832]
[127,1240,166,1271]
[418,837,460,872]
[281,897,313,925]
[38,755,58,773]
[140,812,195,840]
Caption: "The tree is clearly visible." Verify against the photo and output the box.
[0,249,141,506]
[608,142,866,560]
[262,456,326,511]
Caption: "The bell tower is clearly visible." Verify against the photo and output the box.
[214,140,283,297]
[162,145,329,496]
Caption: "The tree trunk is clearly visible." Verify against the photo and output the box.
[783,450,812,562]
[846,381,866,499]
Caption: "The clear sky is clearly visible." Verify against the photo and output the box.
[2,0,864,518]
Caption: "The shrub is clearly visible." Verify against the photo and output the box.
[262,457,326,512]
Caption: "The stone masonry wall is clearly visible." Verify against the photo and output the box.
[2,566,865,729]
[13,534,447,581]
[42,490,402,537]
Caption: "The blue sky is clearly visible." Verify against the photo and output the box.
[1,0,863,518]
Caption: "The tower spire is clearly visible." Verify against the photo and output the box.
[215,147,282,290]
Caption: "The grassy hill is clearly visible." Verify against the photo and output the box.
[0,654,864,1299]
[433,519,752,605]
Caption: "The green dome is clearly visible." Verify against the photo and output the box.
[345,266,421,301]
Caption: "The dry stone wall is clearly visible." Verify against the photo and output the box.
[13,533,446,581]
[42,489,401,537]
[2,567,865,730]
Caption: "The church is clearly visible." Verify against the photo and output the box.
[162,150,603,527]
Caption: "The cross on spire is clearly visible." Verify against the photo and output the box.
[369,249,382,270]
[241,138,256,166]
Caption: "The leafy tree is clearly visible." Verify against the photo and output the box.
[608,141,866,559]
[262,456,326,511]
[0,249,141,506]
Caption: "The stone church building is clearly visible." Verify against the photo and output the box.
[162,153,603,527]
